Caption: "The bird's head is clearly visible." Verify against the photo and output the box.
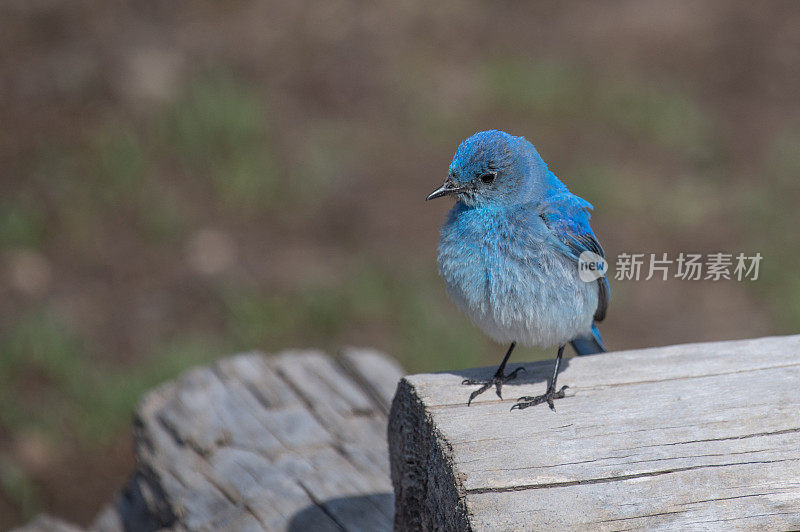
[427,129,553,208]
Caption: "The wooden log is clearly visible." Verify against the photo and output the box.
[388,335,800,531]
[85,347,403,532]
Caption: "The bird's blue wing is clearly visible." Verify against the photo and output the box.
[538,191,610,323]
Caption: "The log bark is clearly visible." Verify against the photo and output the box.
[389,335,800,531]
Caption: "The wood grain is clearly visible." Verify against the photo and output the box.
[389,335,800,531]
[86,348,403,532]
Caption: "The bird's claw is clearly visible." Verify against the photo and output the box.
[462,367,525,405]
[511,384,569,412]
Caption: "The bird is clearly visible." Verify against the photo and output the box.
[426,129,609,411]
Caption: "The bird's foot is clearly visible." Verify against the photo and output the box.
[462,367,525,405]
[511,384,569,412]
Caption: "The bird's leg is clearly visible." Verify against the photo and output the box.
[512,344,569,412]
[462,342,525,405]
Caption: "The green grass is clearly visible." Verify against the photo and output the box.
[72,336,222,444]
[766,125,800,194]
[30,145,100,251]
[0,459,40,520]
[0,308,223,447]
[90,124,148,202]
[393,281,489,372]
[293,121,360,205]
[26,72,282,249]
[482,59,585,117]
[482,58,713,159]
[25,72,287,254]
[0,309,86,438]
[568,158,731,240]
[156,73,278,211]
[0,197,47,249]
[221,265,396,351]
[594,79,712,159]
[737,123,800,331]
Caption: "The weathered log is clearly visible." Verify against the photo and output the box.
[389,335,800,531]
[85,347,404,532]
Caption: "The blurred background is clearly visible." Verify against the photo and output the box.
[1,0,799,527]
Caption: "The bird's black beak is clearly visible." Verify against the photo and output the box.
[426,179,465,201]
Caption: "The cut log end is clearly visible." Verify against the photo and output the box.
[388,378,471,531]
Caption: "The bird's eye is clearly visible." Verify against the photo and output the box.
[480,172,496,184]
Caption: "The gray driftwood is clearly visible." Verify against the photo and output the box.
[389,335,800,531]
[38,348,403,532]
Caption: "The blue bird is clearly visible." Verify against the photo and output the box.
[427,130,609,411]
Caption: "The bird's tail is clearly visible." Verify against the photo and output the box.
[570,323,606,356]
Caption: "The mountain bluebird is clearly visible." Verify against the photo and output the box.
[427,130,609,411]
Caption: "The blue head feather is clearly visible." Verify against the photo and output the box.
[447,130,564,208]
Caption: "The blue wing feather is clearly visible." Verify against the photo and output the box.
[538,190,610,324]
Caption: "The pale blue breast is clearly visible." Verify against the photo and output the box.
[437,202,597,347]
